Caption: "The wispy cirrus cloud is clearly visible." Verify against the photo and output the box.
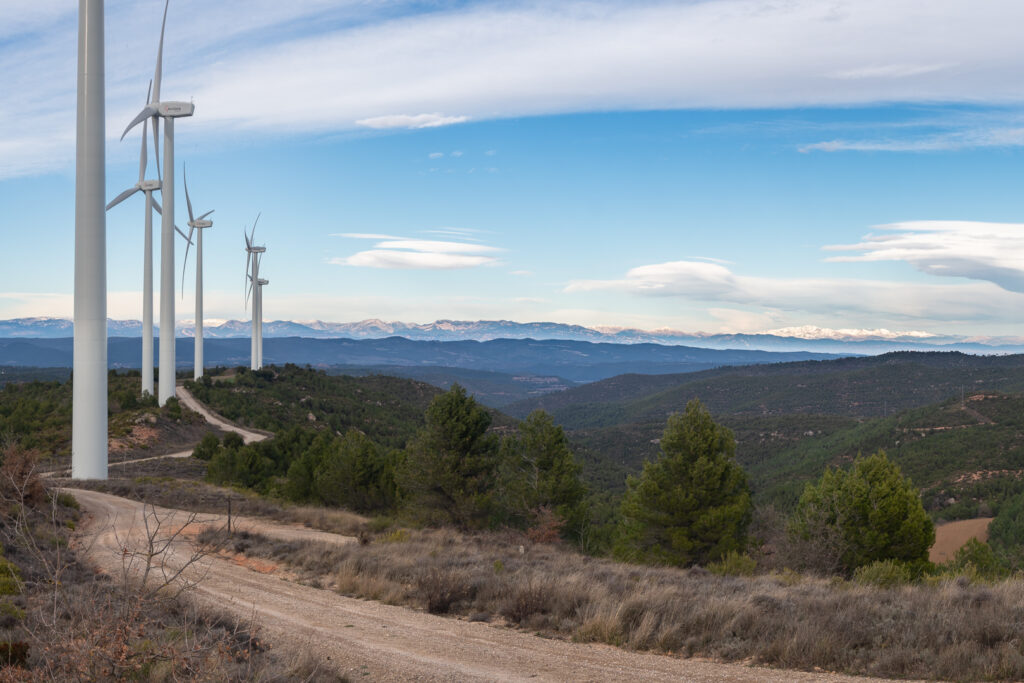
[801,126,1024,153]
[331,233,501,270]
[825,221,1024,292]
[10,0,1024,178]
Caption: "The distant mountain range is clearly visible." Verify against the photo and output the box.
[0,336,843,384]
[2,317,1022,354]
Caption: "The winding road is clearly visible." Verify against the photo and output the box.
[69,389,898,682]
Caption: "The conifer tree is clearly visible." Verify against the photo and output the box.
[503,410,589,542]
[397,384,500,529]
[614,399,752,566]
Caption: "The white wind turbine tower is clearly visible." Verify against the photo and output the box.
[107,81,193,397]
[181,168,214,380]
[244,217,266,371]
[122,0,195,405]
[73,0,107,480]
[256,277,268,369]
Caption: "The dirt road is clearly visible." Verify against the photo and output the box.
[70,488,895,683]
[930,517,993,563]
[175,385,268,445]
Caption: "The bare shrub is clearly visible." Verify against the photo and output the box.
[525,506,563,545]
[417,567,474,614]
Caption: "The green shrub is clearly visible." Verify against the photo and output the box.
[0,557,21,596]
[790,450,934,575]
[191,432,220,461]
[854,559,914,587]
[54,491,79,510]
[941,538,1008,581]
[708,550,757,576]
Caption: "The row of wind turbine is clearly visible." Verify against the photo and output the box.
[244,217,268,370]
[108,0,194,406]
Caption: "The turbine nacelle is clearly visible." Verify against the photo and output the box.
[258,279,269,286]
[157,101,194,117]
[189,219,213,229]
[139,179,161,191]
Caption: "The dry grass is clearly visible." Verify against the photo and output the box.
[202,525,1024,682]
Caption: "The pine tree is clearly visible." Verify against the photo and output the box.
[503,410,589,542]
[614,399,752,567]
[397,384,500,529]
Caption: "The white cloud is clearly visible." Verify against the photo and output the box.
[356,114,470,130]
[374,239,499,255]
[333,232,501,269]
[510,270,534,276]
[824,221,1024,292]
[331,251,495,269]
[10,0,1024,178]
[428,152,444,159]
[451,150,464,157]
[565,259,1024,321]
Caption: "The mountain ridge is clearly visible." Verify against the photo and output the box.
[1,317,1022,354]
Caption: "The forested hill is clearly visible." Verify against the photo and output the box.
[185,365,456,449]
[506,351,1024,428]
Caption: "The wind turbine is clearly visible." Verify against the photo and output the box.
[107,81,193,397]
[256,278,268,369]
[181,168,214,380]
[73,0,107,480]
[121,0,195,406]
[243,216,266,371]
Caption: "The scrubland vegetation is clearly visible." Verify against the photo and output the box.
[8,360,1024,679]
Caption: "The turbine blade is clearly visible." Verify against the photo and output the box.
[153,0,170,103]
[121,106,157,141]
[152,198,162,214]
[106,186,140,211]
[175,225,193,244]
[138,117,148,183]
[198,209,214,220]
[181,225,195,294]
[184,166,195,223]
[138,80,152,183]
[250,212,261,243]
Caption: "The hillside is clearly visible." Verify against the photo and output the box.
[328,365,573,408]
[507,352,1024,426]
[753,393,1024,518]
[0,371,211,461]
[184,365,446,450]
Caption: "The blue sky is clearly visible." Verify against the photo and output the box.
[3,0,1024,338]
